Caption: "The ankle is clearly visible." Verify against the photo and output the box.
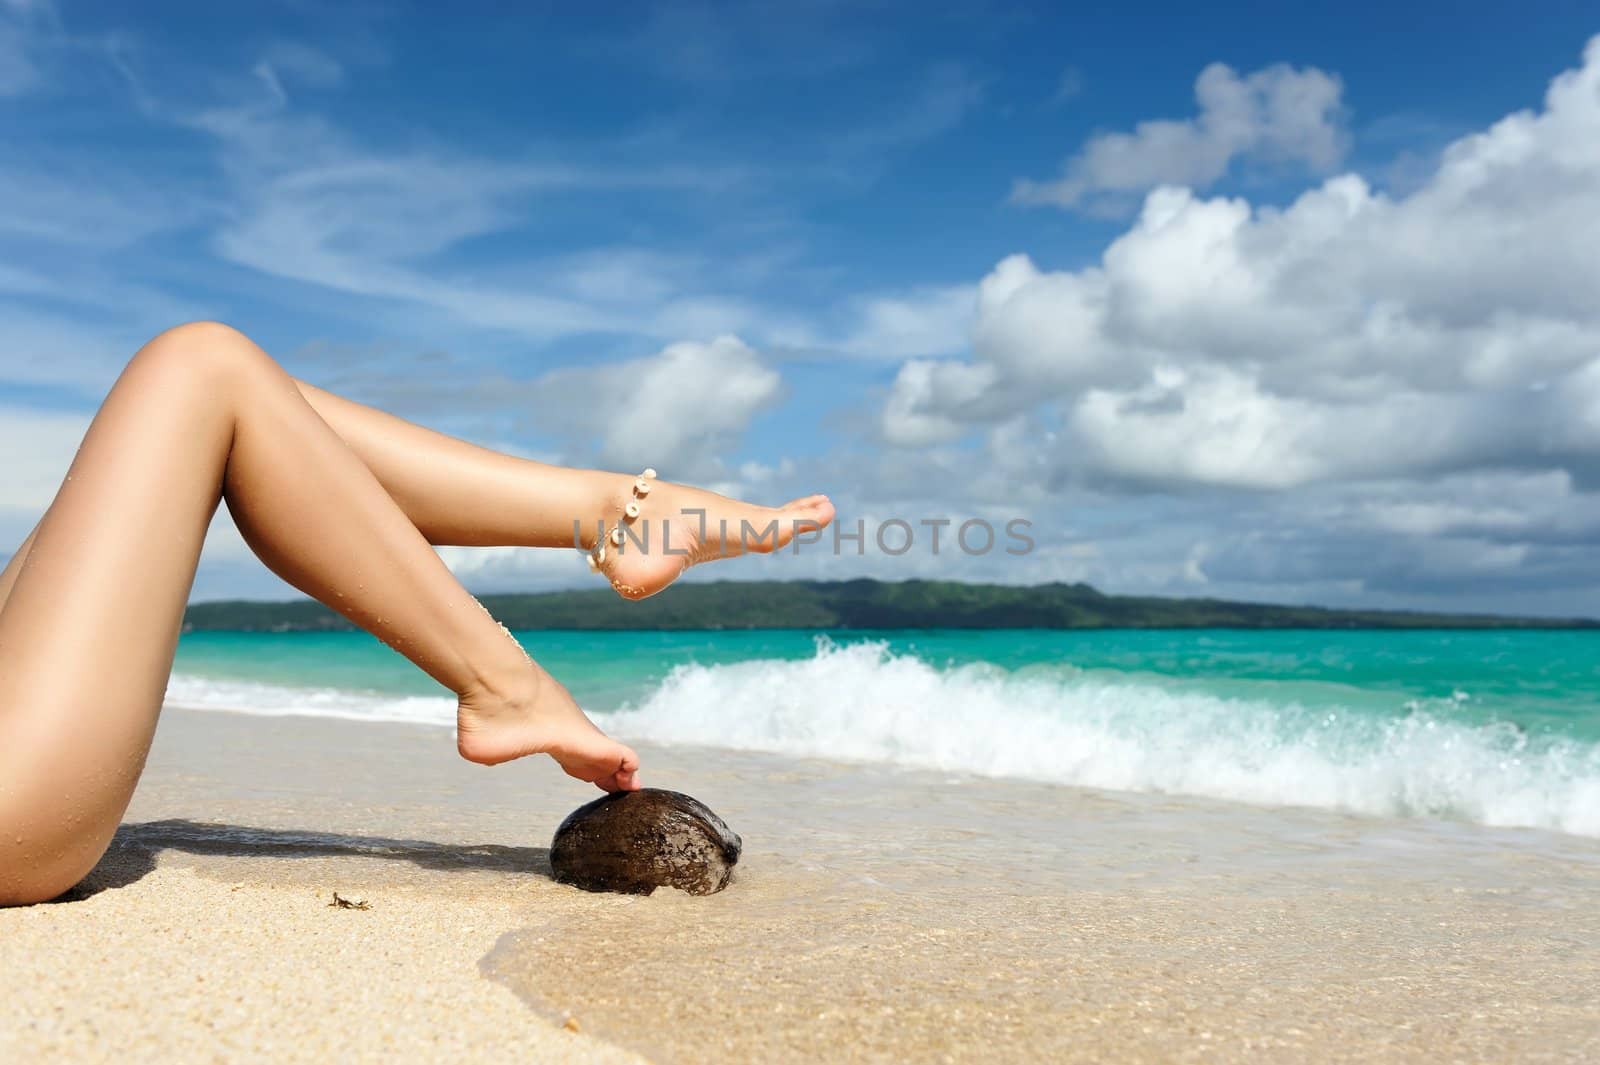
[456,662,545,760]
[458,645,540,718]
[575,471,646,550]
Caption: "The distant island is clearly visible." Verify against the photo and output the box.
[182,578,1599,632]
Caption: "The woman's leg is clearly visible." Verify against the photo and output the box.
[0,322,638,907]
[292,380,835,598]
[0,392,835,609]
[0,525,37,607]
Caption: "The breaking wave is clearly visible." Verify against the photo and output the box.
[607,640,1600,837]
[168,638,1600,837]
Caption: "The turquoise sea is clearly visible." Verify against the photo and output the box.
[169,628,1600,838]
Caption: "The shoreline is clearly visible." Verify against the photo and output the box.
[162,700,1600,855]
[4,706,1598,1061]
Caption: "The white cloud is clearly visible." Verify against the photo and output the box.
[0,262,51,294]
[260,41,344,90]
[841,284,976,360]
[881,358,995,447]
[888,37,1600,496]
[833,64,984,156]
[435,544,589,593]
[180,77,780,345]
[529,336,783,476]
[208,146,615,337]
[0,22,37,96]
[0,164,196,249]
[0,279,209,394]
[4,25,949,379]
[1014,60,1347,211]
[0,405,88,508]
[0,0,62,98]
[1336,471,1588,540]
[1054,66,1083,104]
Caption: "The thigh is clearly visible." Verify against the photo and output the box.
[0,327,235,903]
[0,524,38,609]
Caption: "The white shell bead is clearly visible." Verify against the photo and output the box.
[610,526,626,545]
[634,478,651,496]
[624,501,640,519]
[594,543,606,565]
[642,468,657,479]
[586,551,600,571]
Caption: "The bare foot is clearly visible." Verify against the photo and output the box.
[456,668,641,792]
[599,482,835,600]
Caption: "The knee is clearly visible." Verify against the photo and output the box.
[0,847,104,908]
[132,320,278,390]
[148,319,252,353]
[0,875,78,908]
[0,791,123,907]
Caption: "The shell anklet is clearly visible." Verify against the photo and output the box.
[587,468,656,593]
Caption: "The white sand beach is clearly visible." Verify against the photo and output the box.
[3,706,1598,1063]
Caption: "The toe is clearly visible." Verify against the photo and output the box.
[754,496,834,553]
[615,747,642,791]
[788,495,835,527]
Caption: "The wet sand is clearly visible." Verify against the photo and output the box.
[3,707,1598,1062]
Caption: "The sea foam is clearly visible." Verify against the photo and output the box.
[165,674,458,728]
[168,639,1600,838]
[607,639,1600,838]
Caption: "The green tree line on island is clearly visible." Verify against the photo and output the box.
[181,579,1599,632]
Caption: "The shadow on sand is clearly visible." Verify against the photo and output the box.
[58,819,551,902]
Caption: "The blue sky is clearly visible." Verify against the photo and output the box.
[5,1,1600,615]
